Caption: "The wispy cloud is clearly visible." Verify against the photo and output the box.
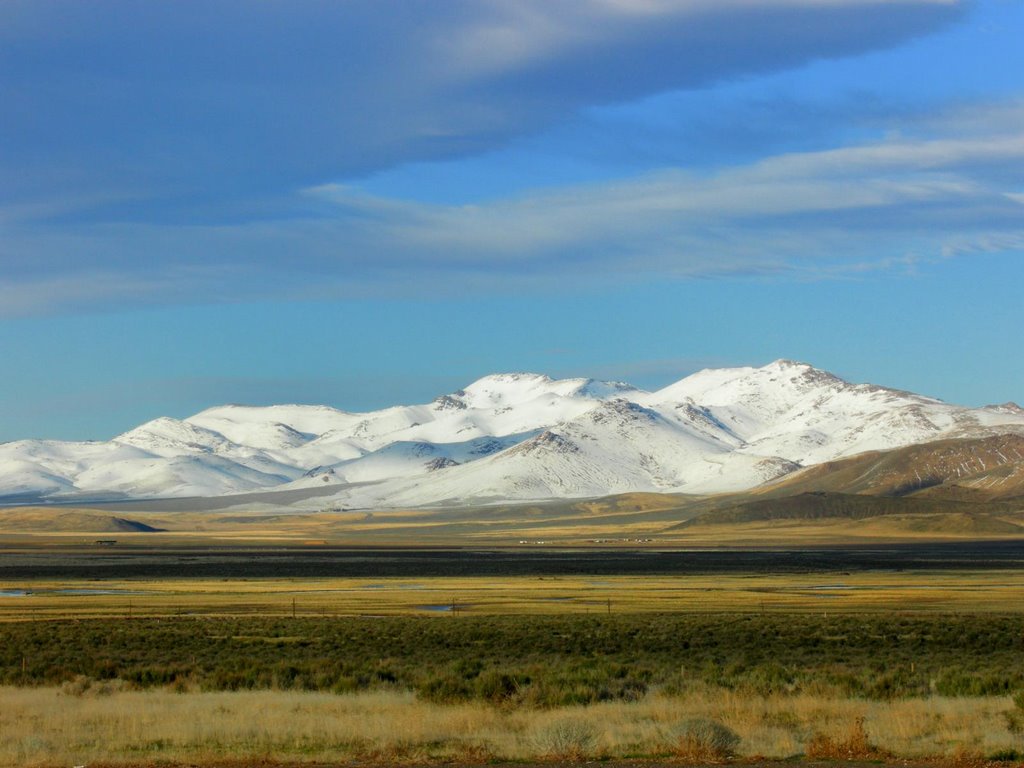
[4,96,1021,316]
[0,272,176,317]
[1,0,963,218]
[6,0,1012,317]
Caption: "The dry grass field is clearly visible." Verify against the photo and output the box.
[3,570,1024,620]
[4,686,1023,766]
[3,492,1023,547]
[3,585,1024,766]
[4,502,1024,767]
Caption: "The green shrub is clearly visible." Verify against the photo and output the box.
[416,671,474,703]
[934,670,1015,697]
[5,613,1024,704]
[475,670,523,704]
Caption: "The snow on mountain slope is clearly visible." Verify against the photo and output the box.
[0,439,150,498]
[643,360,893,444]
[323,374,633,450]
[114,417,305,483]
[0,459,77,497]
[324,432,535,485]
[186,404,366,465]
[274,432,539,491]
[642,360,1024,466]
[322,399,799,509]
[115,417,240,457]
[0,372,636,501]
[186,416,313,452]
[458,373,637,408]
[73,454,294,498]
[2,361,1023,505]
[189,374,625,461]
[188,404,358,440]
[320,362,1024,508]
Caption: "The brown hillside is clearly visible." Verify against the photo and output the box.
[753,434,1024,501]
[0,508,165,533]
[671,491,1004,526]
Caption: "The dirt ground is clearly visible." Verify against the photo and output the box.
[78,760,1024,768]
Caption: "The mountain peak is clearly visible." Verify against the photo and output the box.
[116,416,219,442]
[113,417,235,457]
[457,373,558,408]
[6,360,1024,507]
[760,359,847,388]
[570,378,640,399]
[466,372,553,386]
[457,372,632,408]
[650,359,845,405]
[988,402,1024,414]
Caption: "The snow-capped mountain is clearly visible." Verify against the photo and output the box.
[2,361,1022,508]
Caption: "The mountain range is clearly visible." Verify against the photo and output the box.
[2,359,1023,510]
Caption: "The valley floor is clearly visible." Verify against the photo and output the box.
[3,542,1024,767]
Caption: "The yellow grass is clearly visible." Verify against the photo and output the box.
[4,499,1024,546]
[2,685,1021,766]
[4,570,1024,620]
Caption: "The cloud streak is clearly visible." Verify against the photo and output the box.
[8,0,1016,317]
[1,0,963,214]
[3,97,1022,315]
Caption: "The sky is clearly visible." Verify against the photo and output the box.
[1,0,1022,442]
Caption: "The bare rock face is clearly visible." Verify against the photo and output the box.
[425,457,459,472]
[432,395,467,411]
[507,431,581,457]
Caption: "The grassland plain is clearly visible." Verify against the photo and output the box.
[4,611,1024,765]
[5,612,1024,700]
[6,614,1024,765]
[4,571,1024,618]
[4,540,1024,766]
[4,487,1024,546]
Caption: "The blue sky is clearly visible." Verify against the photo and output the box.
[1,0,1022,441]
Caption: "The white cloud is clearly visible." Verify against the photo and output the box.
[3,97,1022,316]
[0,273,173,317]
[0,0,965,211]
[299,103,1024,267]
